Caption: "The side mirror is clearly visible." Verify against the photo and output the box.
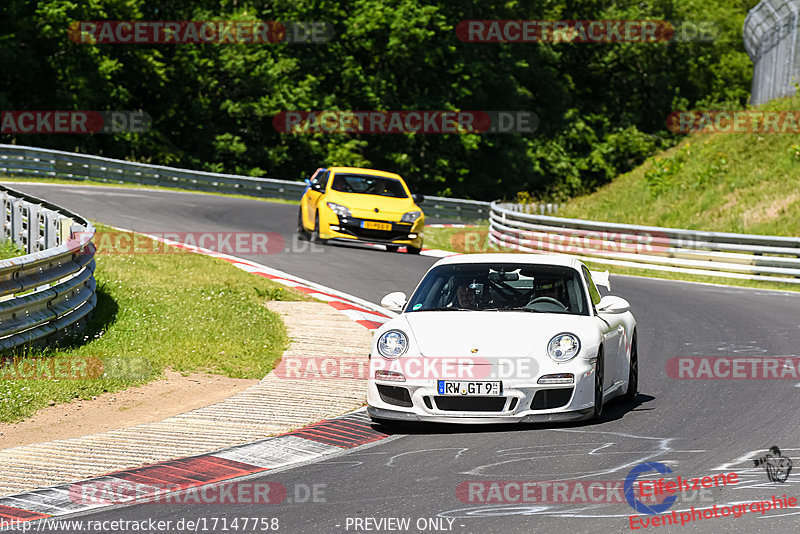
[381,291,407,312]
[596,295,630,314]
[412,193,425,205]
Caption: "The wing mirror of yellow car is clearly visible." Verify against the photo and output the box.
[381,291,407,312]
[412,193,425,205]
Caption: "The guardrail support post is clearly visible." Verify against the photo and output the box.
[9,198,23,250]
[59,218,74,247]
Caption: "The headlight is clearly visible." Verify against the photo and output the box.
[547,333,580,362]
[401,211,422,223]
[327,202,351,218]
[377,330,408,358]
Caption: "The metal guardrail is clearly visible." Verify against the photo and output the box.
[498,202,563,215]
[0,144,490,221]
[744,0,800,105]
[0,184,96,350]
[489,202,800,284]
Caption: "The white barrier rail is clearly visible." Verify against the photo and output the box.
[0,144,491,221]
[489,202,800,284]
[0,185,96,350]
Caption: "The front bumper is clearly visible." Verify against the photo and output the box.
[321,215,423,247]
[366,358,598,424]
[367,405,593,424]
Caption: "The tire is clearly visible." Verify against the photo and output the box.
[406,245,422,254]
[296,209,309,241]
[385,245,399,252]
[624,331,638,402]
[591,348,604,421]
[310,214,323,243]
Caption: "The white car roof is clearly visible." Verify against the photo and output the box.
[433,253,583,269]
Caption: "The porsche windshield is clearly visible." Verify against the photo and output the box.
[406,263,590,315]
[330,174,408,198]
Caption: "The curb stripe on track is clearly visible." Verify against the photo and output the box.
[0,411,389,523]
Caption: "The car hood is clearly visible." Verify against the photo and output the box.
[326,192,419,218]
[401,311,593,359]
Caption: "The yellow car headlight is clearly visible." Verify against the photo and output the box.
[401,211,422,223]
[327,202,351,218]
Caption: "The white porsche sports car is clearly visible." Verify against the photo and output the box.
[367,253,637,424]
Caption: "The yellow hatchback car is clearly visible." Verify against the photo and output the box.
[297,167,425,253]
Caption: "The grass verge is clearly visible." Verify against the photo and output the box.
[0,176,301,206]
[0,224,310,423]
[0,240,26,260]
[424,225,800,293]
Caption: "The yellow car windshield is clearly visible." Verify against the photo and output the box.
[330,174,408,198]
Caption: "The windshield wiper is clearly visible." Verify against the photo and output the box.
[511,307,573,314]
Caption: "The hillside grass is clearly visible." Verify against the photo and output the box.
[558,96,800,237]
[423,95,800,292]
[0,225,310,423]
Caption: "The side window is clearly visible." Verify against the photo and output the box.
[581,266,601,307]
[317,171,330,190]
[311,170,329,191]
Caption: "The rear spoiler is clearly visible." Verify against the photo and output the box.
[590,270,611,291]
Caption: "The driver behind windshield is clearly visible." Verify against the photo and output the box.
[455,282,480,310]
[535,282,564,306]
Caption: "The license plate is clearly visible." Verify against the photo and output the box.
[437,380,502,396]
[362,221,392,231]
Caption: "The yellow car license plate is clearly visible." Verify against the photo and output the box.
[362,221,392,231]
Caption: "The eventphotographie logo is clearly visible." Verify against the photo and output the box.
[754,446,793,483]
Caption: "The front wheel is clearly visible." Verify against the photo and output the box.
[624,331,638,402]
[385,245,399,252]
[591,349,604,420]
[297,209,309,241]
[406,245,421,254]
[310,214,323,243]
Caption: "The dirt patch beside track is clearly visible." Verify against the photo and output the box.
[0,371,258,449]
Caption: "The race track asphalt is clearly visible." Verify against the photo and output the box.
[10,183,800,534]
